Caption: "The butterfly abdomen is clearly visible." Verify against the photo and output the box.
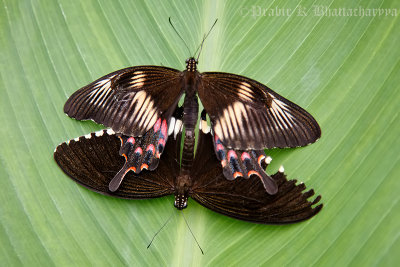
[180,91,199,174]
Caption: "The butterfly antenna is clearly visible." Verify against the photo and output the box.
[169,17,191,56]
[147,214,173,249]
[182,212,204,255]
[195,19,218,61]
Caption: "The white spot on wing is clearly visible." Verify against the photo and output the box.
[168,117,176,136]
[222,108,234,139]
[106,128,115,135]
[270,95,295,130]
[238,82,254,101]
[213,121,223,140]
[88,79,112,106]
[219,118,229,141]
[136,97,152,128]
[130,73,147,88]
[143,109,157,131]
[214,101,250,141]
[227,105,239,136]
[265,156,272,164]
[174,119,182,139]
[201,119,210,134]
[85,133,92,139]
[132,74,146,79]
[132,91,148,115]
[279,165,285,173]
[95,130,104,137]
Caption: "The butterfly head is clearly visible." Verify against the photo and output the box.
[185,58,198,72]
[174,194,188,210]
[174,174,191,210]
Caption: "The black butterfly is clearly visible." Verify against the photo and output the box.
[54,112,322,224]
[63,58,321,194]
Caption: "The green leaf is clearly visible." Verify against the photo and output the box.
[1,0,399,266]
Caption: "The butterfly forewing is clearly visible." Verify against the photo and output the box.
[54,130,176,199]
[64,66,183,137]
[198,72,321,150]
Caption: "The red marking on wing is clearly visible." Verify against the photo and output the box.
[233,172,243,179]
[248,170,261,177]
[257,155,266,165]
[146,144,155,154]
[134,147,143,155]
[216,144,224,151]
[127,137,135,144]
[161,119,168,137]
[140,163,149,170]
[241,152,250,161]
[158,138,166,147]
[126,166,136,173]
[153,118,162,132]
[227,150,238,159]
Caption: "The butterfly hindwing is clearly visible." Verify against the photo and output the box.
[108,106,184,191]
[53,129,176,199]
[64,66,183,137]
[198,72,321,150]
[200,110,277,194]
[189,128,322,224]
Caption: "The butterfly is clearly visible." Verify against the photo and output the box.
[54,111,322,224]
[63,57,321,195]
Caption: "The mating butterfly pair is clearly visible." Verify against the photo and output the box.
[54,57,322,223]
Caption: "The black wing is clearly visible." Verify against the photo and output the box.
[189,129,322,224]
[54,129,178,199]
[64,66,183,136]
[198,72,321,150]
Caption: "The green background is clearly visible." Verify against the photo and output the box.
[1,0,399,266]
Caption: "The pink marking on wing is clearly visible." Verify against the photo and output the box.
[158,138,166,147]
[257,155,266,165]
[227,150,237,159]
[241,152,250,161]
[216,144,224,151]
[134,147,143,155]
[161,119,168,137]
[146,144,155,154]
[214,134,219,143]
[153,118,162,132]
[127,137,135,144]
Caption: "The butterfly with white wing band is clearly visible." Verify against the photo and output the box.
[63,57,321,194]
